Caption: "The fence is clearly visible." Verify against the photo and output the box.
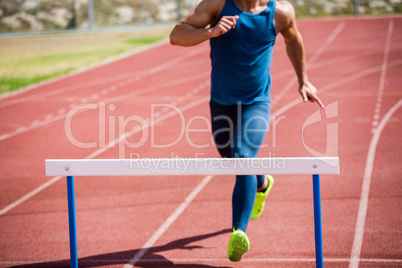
[1,0,401,34]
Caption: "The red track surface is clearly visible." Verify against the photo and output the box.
[0,17,401,268]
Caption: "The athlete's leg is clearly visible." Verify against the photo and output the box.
[231,102,271,232]
[209,100,237,158]
[210,100,271,232]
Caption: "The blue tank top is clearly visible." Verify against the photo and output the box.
[210,0,277,105]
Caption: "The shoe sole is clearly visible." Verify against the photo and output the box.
[228,232,250,262]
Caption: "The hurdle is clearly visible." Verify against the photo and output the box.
[45,157,339,268]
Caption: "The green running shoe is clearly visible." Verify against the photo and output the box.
[251,175,274,220]
[228,229,250,262]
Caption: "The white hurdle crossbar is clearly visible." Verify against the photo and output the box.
[45,157,339,268]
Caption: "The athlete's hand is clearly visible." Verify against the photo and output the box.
[209,16,239,38]
[299,81,324,109]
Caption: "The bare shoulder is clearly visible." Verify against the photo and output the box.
[180,0,226,28]
[274,1,296,33]
[197,0,226,14]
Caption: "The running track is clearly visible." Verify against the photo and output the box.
[0,17,401,268]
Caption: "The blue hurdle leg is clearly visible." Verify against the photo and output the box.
[312,174,324,268]
[67,176,78,268]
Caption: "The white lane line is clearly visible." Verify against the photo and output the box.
[0,41,375,144]
[0,45,207,108]
[1,57,401,144]
[349,98,402,268]
[30,120,40,126]
[139,258,402,263]
[0,72,209,143]
[124,175,214,268]
[308,22,346,64]
[1,31,400,262]
[121,61,402,267]
[270,47,394,84]
[271,21,345,106]
[1,57,400,213]
[0,39,169,102]
[372,20,393,130]
[0,58,399,264]
[2,257,401,266]
[0,113,68,142]
[16,126,26,133]
[84,94,210,160]
[90,93,99,99]
[106,72,209,104]
[0,92,210,216]
[349,20,395,268]
[272,58,402,117]
[0,176,62,216]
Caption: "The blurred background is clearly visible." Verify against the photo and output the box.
[0,0,401,95]
[0,0,401,34]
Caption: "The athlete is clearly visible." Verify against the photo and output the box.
[170,0,324,262]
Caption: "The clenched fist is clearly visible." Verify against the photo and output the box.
[209,16,239,38]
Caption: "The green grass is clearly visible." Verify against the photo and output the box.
[123,36,165,45]
[0,70,75,93]
[0,27,172,95]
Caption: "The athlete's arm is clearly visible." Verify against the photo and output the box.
[275,1,324,108]
[170,0,238,47]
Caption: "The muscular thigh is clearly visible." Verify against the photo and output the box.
[209,100,237,158]
[233,102,271,158]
